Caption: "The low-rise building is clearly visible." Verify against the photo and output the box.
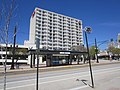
[117,33,120,48]
[0,44,28,64]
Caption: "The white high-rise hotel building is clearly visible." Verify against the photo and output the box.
[24,7,83,50]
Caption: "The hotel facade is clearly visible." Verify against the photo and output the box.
[24,7,83,50]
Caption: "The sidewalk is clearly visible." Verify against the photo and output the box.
[0,59,120,76]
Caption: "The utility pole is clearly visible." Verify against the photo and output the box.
[36,38,40,90]
[10,26,17,69]
[95,38,99,63]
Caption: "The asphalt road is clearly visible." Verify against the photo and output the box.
[0,63,120,90]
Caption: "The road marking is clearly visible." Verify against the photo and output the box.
[39,68,120,85]
[3,71,88,84]
[4,66,120,85]
[1,70,118,90]
[0,74,89,90]
[69,85,88,90]
[3,83,89,90]
[0,63,119,78]
[0,67,120,89]
[0,83,35,90]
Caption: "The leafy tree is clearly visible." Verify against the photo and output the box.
[9,47,28,55]
[112,48,120,58]
[89,46,96,59]
[71,45,87,52]
[15,48,28,55]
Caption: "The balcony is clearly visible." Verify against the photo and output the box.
[53,42,58,44]
[64,29,69,32]
[42,41,48,43]
[63,26,68,29]
[54,31,58,34]
[42,33,48,36]
[42,13,48,16]
[64,36,69,39]
[42,22,48,26]
[63,33,69,36]
[43,19,48,22]
[42,26,48,29]
[42,30,47,33]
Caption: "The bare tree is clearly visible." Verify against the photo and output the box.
[0,0,15,90]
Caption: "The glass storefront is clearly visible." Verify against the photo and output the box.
[52,55,69,65]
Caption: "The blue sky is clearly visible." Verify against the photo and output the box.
[1,0,120,49]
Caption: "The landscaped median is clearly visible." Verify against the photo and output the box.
[0,60,120,77]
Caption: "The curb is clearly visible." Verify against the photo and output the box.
[0,61,120,77]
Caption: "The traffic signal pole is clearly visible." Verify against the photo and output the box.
[95,38,99,63]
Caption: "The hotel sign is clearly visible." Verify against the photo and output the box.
[60,52,70,54]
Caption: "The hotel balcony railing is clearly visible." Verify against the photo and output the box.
[42,22,48,25]
[42,30,48,33]
[53,42,58,44]
[72,36,76,39]
[42,41,48,43]
[47,20,51,23]
[53,15,58,18]
[36,17,41,21]
[42,26,48,29]
[72,31,76,34]
[72,44,77,46]
[53,18,58,21]
[64,36,69,39]
[63,46,68,48]
[43,19,48,22]
[42,33,48,36]
[53,31,58,34]
[63,33,69,36]
[47,16,51,19]
[42,14,48,17]
[63,29,69,32]
[63,24,68,27]
[63,26,68,29]
[42,37,47,40]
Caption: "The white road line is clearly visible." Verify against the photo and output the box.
[5,71,88,84]
[69,85,88,90]
[3,84,89,90]
[39,68,120,85]
[0,67,120,90]
[0,74,89,90]
[2,68,120,90]
[5,66,120,85]
[0,83,35,90]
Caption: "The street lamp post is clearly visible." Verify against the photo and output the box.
[84,26,94,88]
[95,38,99,63]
